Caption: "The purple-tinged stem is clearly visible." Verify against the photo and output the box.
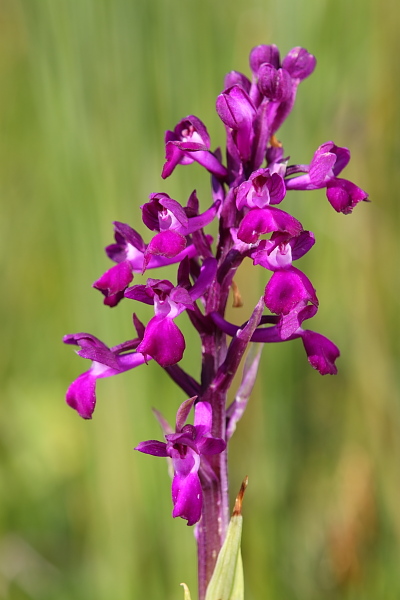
[196,393,229,600]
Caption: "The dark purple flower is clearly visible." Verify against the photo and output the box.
[135,397,226,526]
[281,47,316,81]
[140,192,220,269]
[236,168,286,210]
[257,64,292,102]
[285,141,368,213]
[216,85,257,162]
[162,115,227,180]
[93,221,210,306]
[125,259,217,366]
[224,71,251,93]
[63,333,147,419]
[249,44,281,74]
[251,230,315,271]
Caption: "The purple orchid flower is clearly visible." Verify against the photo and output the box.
[285,141,368,213]
[93,221,212,306]
[224,70,251,94]
[135,397,226,526]
[281,46,317,82]
[234,166,303,243]
[210,311,339,375]
[162,115,227,180]
[216,85,257,165]
[235,168,286,210]
[247,229,317,338]
[257,63,293,103]
[246,45,316,155]
[141,191,220,270]
[63,333,147,419]
[124,258,217,366]
[264,266,319,339]
[251,230,315,271]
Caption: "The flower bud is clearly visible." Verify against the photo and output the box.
[257,64,293,102]
[282,46,316,80]
[249,44,280,74]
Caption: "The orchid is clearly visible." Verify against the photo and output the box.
[136,397,226,526]
[63,333,147,419]
[64,43,367,600]
[285,141,368,213]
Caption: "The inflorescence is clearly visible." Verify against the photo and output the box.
[64,44,368,527]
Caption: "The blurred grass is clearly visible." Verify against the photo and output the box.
[1,0,399,598]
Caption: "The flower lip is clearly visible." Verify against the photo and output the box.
[237,205,303,244]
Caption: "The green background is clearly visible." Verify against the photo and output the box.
[1,0,399,598]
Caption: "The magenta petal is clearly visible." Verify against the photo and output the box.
[135,440,169,457]
[124,283,155,305]
[63,333,119,369]
[249,44,280,73]
[290,231,316,260]
[193,401,212,432]
[267,172,287,205]
[162,116,213,179]
[312,142,350,176]
[301,330,340,374]
[309,151,337,184]
[189,258,217,301]
[137,316,185,366]
[65,350,147,419]
[174,115,210,147]
[258,64,292,102]
[265,268,318,315]
[279,302,318,339]
[167,432,199,454]
[183,200,220,235]
[172,471,202,526]
[157,194,189,228]
[237,207,303,243]
[93,261,133,306]
[189,150,228,179]
[66,371,98,419]
[145,231,187,265]
[326,178,368,214]
[224,70,251,92]
[216,86,256,161]
[282,47,316,80]
[162,142,186,179]
[197,437,226,456]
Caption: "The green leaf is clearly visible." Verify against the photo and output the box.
[180,582,192,600]
[204,478,247,600]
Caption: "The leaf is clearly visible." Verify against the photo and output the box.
[180,582,192,600]
[204,478,247,600]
